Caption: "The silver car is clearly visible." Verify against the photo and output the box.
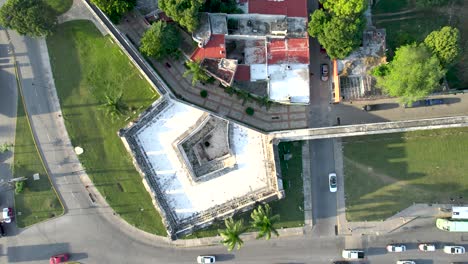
[443,245,465,254]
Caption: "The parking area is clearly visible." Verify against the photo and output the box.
[329,93,468,126]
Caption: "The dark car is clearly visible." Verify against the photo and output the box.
[321,64,329,81]
[404,98,445,108]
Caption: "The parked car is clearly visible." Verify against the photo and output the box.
[321,64,329,81]
[329,173,337,192]
[387,244,407,252]
[397,261,416,264]
[341,249,365,259]
[418,243,436,251]
[49,253,70,264]
[443,245,465,254]
[197,255,216,263]
[404,98,445,108]
[2,208,13,224]
[362,104,375,111]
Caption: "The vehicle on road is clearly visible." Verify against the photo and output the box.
[49,253,70,264]
[397,261,416,264]
[321,64,329,81]
[452,206,468,219]
[341,249,365,259]
[362,104,375,111]
[2,208,13,223]
[443,245,465,254]
[404,98,445,108]
[197,255,216,263]
[436,218,468,232]
[386,244,407,252]
[418,243,436,251]
[329,173,337,192]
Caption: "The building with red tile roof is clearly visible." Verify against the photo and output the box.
[190,34,226,62]
[267,38,309,64]
[248,0,308,18]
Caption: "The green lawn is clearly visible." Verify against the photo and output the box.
[44,0,73,15]
[183,141,304,239]
[344,128,468,221]
[46,20,165,235]
[13,87,63,227]
[372,0,468,88]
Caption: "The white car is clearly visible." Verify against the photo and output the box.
[387,244,407,252]
[197,255,216,263]
[341,249,365,259]
[443,245,465,254]
[2,208,13,224]
[418,243,436,251]
[329,173,337,192]
[396,261,416,264]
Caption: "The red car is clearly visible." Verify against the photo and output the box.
[49,253,70,264]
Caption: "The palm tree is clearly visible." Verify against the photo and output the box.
[218,217,246,251]
[250,204,280,240]
[99,92,127,120]
[183,60,210,86]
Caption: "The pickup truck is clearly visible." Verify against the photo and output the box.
[341,249,365,259]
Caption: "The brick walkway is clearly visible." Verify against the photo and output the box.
[116,15,309,132]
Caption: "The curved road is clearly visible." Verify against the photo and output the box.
[1,1,468,264]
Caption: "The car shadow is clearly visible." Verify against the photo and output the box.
[214,254,235,261]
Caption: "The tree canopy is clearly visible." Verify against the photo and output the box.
[139,21,180,60]
[322,0,367,17]
[250,204,279,240]
[159,0,204,32]
[373,43,445,104]
[201,0,243,14]
[308,0,367,59]
[218,218,246,251]
[424,26,460,67]
[183,60,210,86]
[91,0,136,23]
[0,0,57,37]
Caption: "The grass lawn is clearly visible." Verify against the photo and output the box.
[343,128,468,221]
[46,20,165,235]
[13,88,63,227]
[44,0,73,15]
[183,141,304,239]
[372,0,468,88]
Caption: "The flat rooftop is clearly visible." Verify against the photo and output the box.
[134,101,276,224]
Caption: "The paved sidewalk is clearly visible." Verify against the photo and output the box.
[58,0,107,35]
[302,141,313,228]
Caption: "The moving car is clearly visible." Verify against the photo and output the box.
[443,245,465,254]
[386,244,407,252]
[418,243,436,251]
[404,98,445,108]
[49,253,70,264]
[321,64,329,81]
[2,208,13,223]
[396,261,416,264]
[197,255,216,263]
[341,249,365,259]
[329,173,337,192]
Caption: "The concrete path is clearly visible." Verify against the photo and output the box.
[58,0,107,35]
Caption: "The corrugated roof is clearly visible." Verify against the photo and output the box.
[190,34,226,62]
[248,0,308,17]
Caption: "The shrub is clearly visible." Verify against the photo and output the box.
[245,107,254,116]
[15,180,25,194]
[200,90,208,98]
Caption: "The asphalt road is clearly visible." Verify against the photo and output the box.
[310,139,338,237]
[1,1,468,264]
